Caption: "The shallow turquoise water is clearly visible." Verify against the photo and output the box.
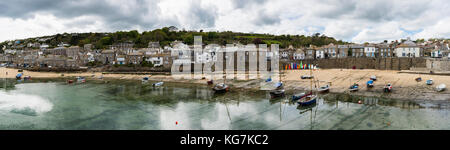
[0,79,449,130]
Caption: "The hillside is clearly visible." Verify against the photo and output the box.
[0,27,348,50]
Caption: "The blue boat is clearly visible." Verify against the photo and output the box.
[292,92,307,101]
[426,79,433,85]
[297,95,317,106]
[349,83,359,91]
[265,77,272,82]
[367,80,374,88]
[16,73,22,80]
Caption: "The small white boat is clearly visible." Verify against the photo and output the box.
[152,82,164,87]
[436,84,446,92]
[317,85,330,93]
[76,77,86,83]
[370,75,377,81]
[301,75,314,79]
[426,79,433,85]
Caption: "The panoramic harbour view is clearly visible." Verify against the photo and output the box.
[1,78,450,130]
[2,0,450,148]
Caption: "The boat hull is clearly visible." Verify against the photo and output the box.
[298,97,317,106]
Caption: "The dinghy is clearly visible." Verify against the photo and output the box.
[292,92,307,101]
[16,73,22,80]
[436,84,446,92]
[370,75,377,81]
[349,83,359,92]
[213,83,229,93]
[415,77,422,82]
[367,80,374,88]
[269,82,285,98]
[317,85,330,93]
[76,77,86,83]
[426,79,433,85]
[384,83,392,93]
[152,82,164,87]
[301,75,313,79]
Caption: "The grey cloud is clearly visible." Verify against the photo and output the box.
[231,0,268,9]
[253,9,281,26]
[0,0,182,31]
[186,2,218,28]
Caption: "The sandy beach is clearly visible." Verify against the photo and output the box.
[2,67,450,101]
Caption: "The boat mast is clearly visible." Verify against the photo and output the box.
[310,64,312,94]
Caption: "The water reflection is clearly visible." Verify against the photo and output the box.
[0,79,450,130]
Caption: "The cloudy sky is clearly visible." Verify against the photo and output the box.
[0,0,449,43]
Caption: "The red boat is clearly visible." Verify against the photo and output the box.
[67,80,74,84]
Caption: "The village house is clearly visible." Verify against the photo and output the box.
[431,42,450,58]
[116,55,126,65]
[100,50,116,64]
[394,38,421,58]
[323,43,338,58]
[67,46,80,60]
[364,44,377,57]
[315,48,325,59]
[377,43,393,58]
[337,45,348,58]
[109,42,134,55]
[293,48,305,60]
[126,52,144,65]
[305,48,316,59]
[349,44,364,57]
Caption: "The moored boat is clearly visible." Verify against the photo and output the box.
[142,77,149,82]
[67,80,74,84]
[23,76,32,80]
[212,83,229,93]
[16,73,22,80]
[367,80,374,88]
[301,75,313,79]
[384,83,392,92]
[152,82,164,87]
[76,77,86,83]
[317,85,330,93]
[370,75,377,81]
[298,94,317,106]
[292,92,307,101]
[436,84,446,92]
[207,80,214,85]
[349,83,359,92]
[426,79,433,85]
[269,82,285,98]
[415,77,422,82]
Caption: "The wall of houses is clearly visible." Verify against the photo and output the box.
[282,58,426,70]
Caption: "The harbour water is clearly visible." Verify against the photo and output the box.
[1,79,449,130]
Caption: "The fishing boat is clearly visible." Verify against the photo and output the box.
[370,75,377,81]
[301,75,313,79]
[384,83,392,92]
[207,80,214,85]
[265,77,272,82]
[76,77,86,83]
[436,84,446,92]
[426,79,433,85]
[212,83,229,93]
[349,83,359,91]
[16,73,22,80]
[367,80,374,88]
[67,80,74,84]
[292,92,307,101]
[317,85,330,93]
[269,82,285,98]
[142,77,149,82]
[152,82,164,87]
[23,76,31,80]
[298,67,317,106]
[415,77,422,82]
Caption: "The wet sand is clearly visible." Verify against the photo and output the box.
[2,67,449,101]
